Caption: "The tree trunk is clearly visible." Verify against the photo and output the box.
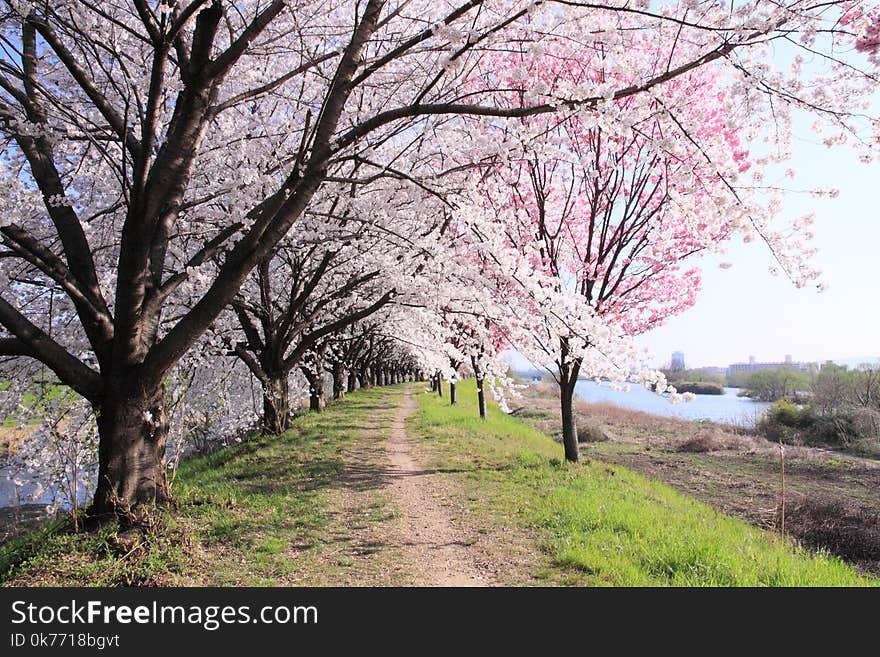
[303,356,326,413]
[450,381,457,405]
[369,367,377,387]
[261,373,290,434]
[472,356,486,419]
[558,349,582,463]
[92,379,170,521]
[331,362,346,400]
[309,373,326,412]
[560,376,579,462]
[347,371,357,393]
[436,373,443,397]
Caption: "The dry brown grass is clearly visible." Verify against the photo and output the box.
[676,426,759,453]
[0,425,34,454]
[528,386,760,452]
[573,399,693,435]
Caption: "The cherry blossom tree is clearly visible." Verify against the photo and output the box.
[454,25,876,460]
[227,234,394,431]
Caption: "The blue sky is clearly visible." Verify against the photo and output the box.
[635,132,880,369]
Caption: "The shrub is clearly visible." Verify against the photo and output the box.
[757,400,811,445]
[806,409,859,447]
[577,421,615,443]
[758,400,878,448]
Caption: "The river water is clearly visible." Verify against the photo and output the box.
[573,381,772,427]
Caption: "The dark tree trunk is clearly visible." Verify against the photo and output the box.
[92,378,170,520]
[436,373,443,397]
[261,373,290,434]
[558,343,582,463]
[347,371,357,393]
[303,356,326,413]
[309,373,325,412]
[473,359,487,419]
[450,381,457,405]
[560,375,578,462]
[331,362,346,400]
[369,367,377,387]
[431,375,437,392]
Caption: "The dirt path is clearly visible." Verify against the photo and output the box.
[385,390,494,586]
[314,387,499,586]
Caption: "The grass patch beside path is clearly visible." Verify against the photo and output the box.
[1,387,400,586]
[410,384,875,586]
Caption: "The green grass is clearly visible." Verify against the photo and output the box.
[410,384,875,586]
[0,387,400,586]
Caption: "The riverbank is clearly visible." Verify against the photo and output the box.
[1,383,873,586]
[516,383,880,574]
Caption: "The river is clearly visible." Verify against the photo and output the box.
[573,381,772,427]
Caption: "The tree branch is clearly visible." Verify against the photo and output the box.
[28,13,142,158]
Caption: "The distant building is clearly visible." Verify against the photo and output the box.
[726,355,810,377]
[695,366,725,376]
[671,351,686,370]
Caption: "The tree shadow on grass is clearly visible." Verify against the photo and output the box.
[335,459,473,493]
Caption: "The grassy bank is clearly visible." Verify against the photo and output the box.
[410,384,874,586]
[516,383,880,574]
[1,387,402,586]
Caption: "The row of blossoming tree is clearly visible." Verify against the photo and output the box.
[0,0,878,525]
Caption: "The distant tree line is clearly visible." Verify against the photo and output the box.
[752,364,880,449]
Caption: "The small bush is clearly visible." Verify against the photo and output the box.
[806,410,859,447]
[577,422,614,443]
[772,400,805,427]
[758,400,811,445]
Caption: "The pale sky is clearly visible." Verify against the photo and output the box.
[635,132,880,369]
